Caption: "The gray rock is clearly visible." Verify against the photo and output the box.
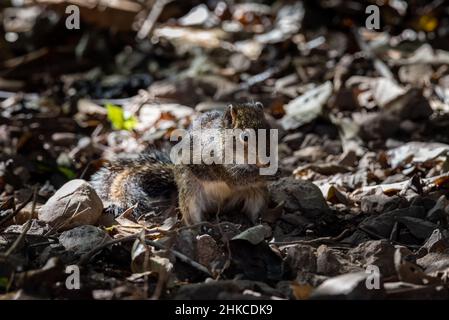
[417,252,449,274]
[232,225,272,245]
[384,88,433,121]
[359,206,425,239]
[38,179,103,230]
[174,229,197,259]
[269,177,329,218]
[58,225,111,256]
[422,229,449,252]
[285,244,317,273]
[196,234,221,267]
[360,194,407,214]
[316,245,343,276]
[348,240,396,277]
[4,219,50,236]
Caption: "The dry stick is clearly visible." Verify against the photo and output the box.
[136,231,151,300]
[79,234,138,265]
[79,221,225,274]
[136,0,173,40]
[145,238,211,276]
[270,228,352,246]
[150,268,168,300]
[1,187,38,259]
[27,240,57,248]
[79,232,211,276]
[44,198,72,237]
[213,208,232,280]
[30,186,38,217]
[0,192,33,227]
[79,161,92,180]
[174,221,237,234]
[53,203,90,234]
[117,203,138,220]
[357,225,420,249]
[80,220,237,266]
[3,219,32,258]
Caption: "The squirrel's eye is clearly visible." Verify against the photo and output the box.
[239,131,249,143]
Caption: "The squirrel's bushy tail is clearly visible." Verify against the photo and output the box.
[90,150,176,217]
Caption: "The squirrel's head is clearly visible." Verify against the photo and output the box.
[223,102,269,130]
[222,102,274,175]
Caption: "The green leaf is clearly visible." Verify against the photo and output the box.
[106,103,125,130]
[58,166,76,180]
[123,117,138,131]
[106,103,137,131]
[0,277,9,289]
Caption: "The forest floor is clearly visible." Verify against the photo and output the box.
[2,0,449,299]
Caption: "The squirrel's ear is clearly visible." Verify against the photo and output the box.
[225,104,237,127]
[255,102,264,109]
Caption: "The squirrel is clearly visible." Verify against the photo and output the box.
[90,102,273,225]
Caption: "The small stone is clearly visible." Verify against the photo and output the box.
[5,219,50,236]
[285,245,317,273]
[422,229,449,253]
[174,229,196,259]
[348,240,396,277]
[196,234,220,267]
[58,225,111,256]
[360,194,406,214]
[269,177,329,218]
[38,179,103,231]
[316,245,342,276]
[232,225,272,245]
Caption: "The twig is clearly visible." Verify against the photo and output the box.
[174,221,237,234]
[27,240,58,248]
[0,192,33,227]
[79,229,212,276]
[79,161,92,180]
[136,0,173,40]
[150,268,168,300]
[79,220,236,271]
[47,201,92,234]
[145,238,211,276]
[270,228,352,246]
[213,208,231,280]
[79,233,138,265]
[2,219,32,258]
[31,186,38,217]
[43,201,71,237]
[117,203,138,220]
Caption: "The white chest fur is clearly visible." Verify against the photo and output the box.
[197,180,266,222]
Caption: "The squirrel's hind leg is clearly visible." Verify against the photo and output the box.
[241,186,268,223]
